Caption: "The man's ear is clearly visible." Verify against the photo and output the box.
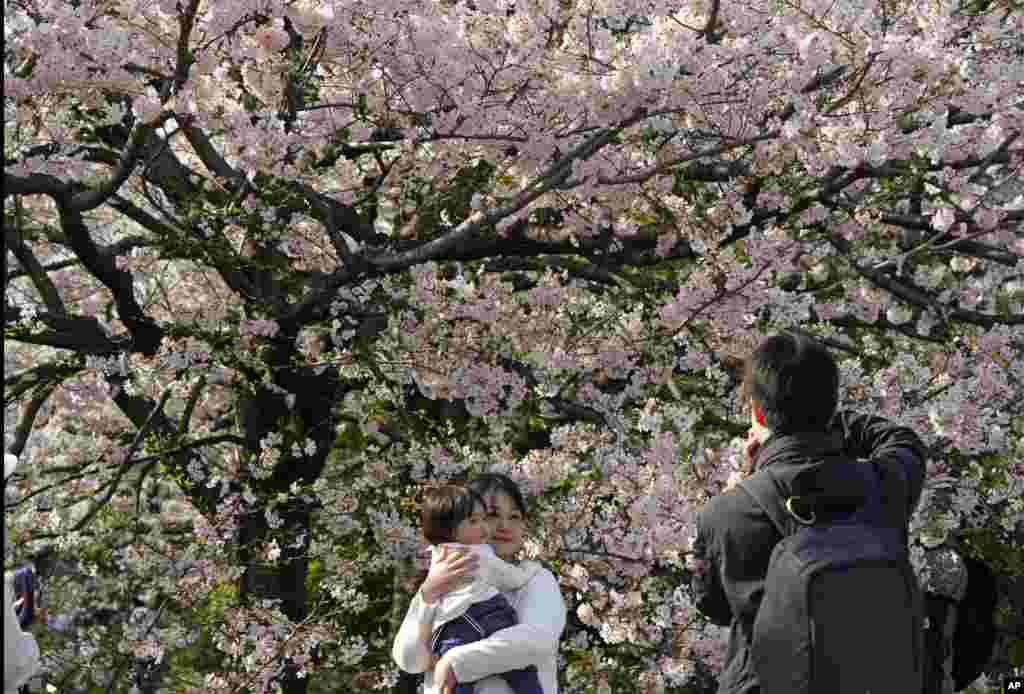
[751,400,767,426]
[750,401,773,445]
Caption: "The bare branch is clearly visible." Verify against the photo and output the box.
[874,213,1023,271]
[7,432,246,510]
[177,375,208,438]
[968,132,1021,184]
[58,205,163,354]
[179,119,250,195]
[8,386,55,458]
[107,380,226,515]
[824,53,878,114]
[5,222,67,315]
[4,359,82,403]
[4,172,68,198]
[174,0,202,92]
[831,235,1024,329]
[70,387,174,533]
[11,258,89,282]
[596,135,773,186]
[702,0,721,38]
[363,116,635,271]
[5,305,122,354]
[69,117,165,213]
[106,193,259,298]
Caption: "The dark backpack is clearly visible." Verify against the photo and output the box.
[738,464,924,694]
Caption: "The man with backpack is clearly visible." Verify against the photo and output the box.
[690,332,928,694]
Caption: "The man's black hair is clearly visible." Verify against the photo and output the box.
[744,332,839,433]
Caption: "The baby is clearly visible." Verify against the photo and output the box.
[421,484,542,694]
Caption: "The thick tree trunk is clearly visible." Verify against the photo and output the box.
[235,364,340,694]
[239,503,312,694]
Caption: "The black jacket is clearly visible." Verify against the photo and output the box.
[690,410,927,694]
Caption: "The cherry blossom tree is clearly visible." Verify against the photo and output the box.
[4,0,1023,692]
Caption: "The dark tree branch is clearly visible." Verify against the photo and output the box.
[702,0,721,38]
[6,434,245,514]
[5,305,123,354]
[107,380,224,516]
[281,116,642,325]
[69,117,164,213]
[106,193,259,298]
[70,387,174,533]
[177,375,208,438]
[4,172,69,198]
[58,204,163,354]
[6,235,154,281]
[495,356,609,429]
[4,359,83,403]
[179,119,250,195]
[873,213,1023,270]
[968,132,1021,184]
[298,188,357,267]
[596,136,770,186]
[480,255,632,290]
[285,179,384,264]
[5,223,67,315]
[280,214,700,327]
[363,112,645,271]
[8,386,55,458]
[174,0,202,93]
[830,235,1024,329]
[826,314,948,344]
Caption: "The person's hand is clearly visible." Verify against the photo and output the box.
[434,654,458,694]
[420,545,480,605]
[743,429,762,473]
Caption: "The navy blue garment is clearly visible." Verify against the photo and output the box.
[14,565,35,629]
[432,593,543,694]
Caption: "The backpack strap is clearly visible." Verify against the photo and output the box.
[737,469,792,539]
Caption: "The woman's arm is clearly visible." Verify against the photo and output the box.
[5,574,40,691]
[391,547,480,674]
[391,590,438,674]
[442,566,566,683]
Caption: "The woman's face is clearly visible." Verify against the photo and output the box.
[484,491,526,561]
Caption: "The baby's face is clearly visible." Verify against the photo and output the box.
[453,501,491,545]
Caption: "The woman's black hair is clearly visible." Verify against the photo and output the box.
[466,472,528,517]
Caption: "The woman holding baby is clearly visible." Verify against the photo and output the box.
[392,473,567,694]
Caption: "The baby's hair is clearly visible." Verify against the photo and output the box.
[420,484,485,545]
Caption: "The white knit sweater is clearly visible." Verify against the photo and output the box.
[4,453,40,694]
[392,557,566,694]
[428,544,536,628]
[4,572,40,694]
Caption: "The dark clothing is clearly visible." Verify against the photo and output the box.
[432,594,544,694]
[14,566,35,629]
[952,557,998,691]
[691,411,927,694]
